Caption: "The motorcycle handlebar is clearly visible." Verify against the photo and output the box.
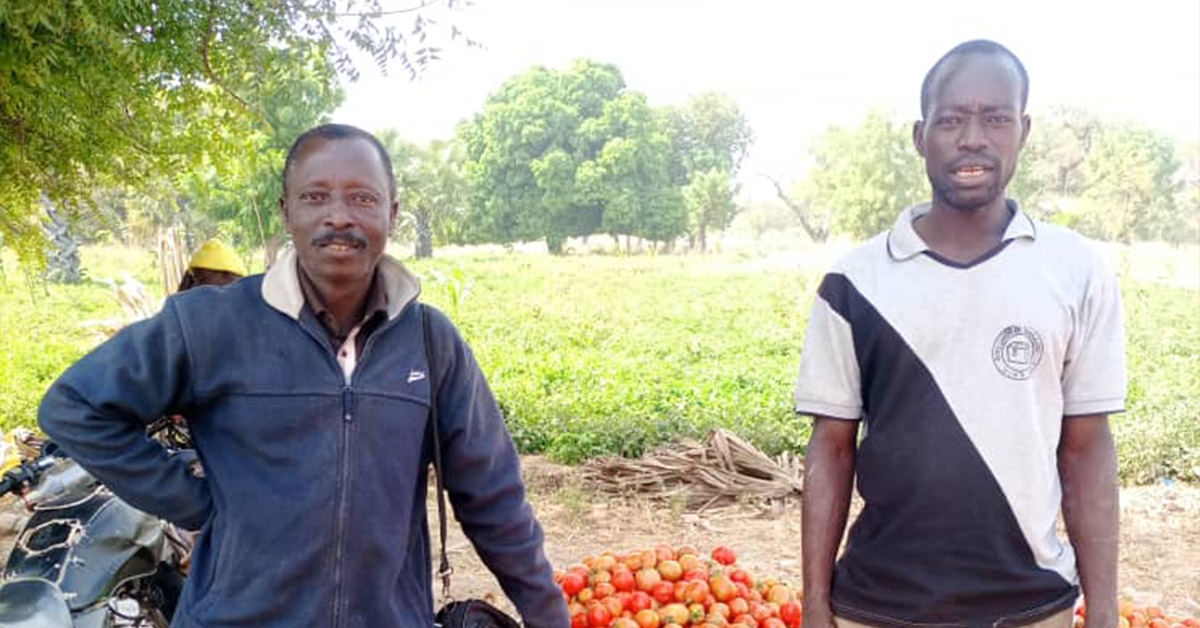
[0,457,55,498]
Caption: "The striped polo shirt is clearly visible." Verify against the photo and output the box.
[794,201,1127,628]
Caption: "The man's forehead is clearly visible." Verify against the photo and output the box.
[929,53,1023,109]
[286,136,388,188]
[292,136,382,172]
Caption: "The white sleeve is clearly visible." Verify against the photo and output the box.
[1062,255,1127,416]
[794,287,862,420]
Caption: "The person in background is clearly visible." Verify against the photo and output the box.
[176,239,246,291]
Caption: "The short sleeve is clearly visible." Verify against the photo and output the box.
[795,275,863,420]
[1062,255,1127,416]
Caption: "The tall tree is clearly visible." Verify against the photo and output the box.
[683,169,739,253]
[1078,122,1182,244]
[577,93,686,245]
[381,132,467,259]
[661,92,753,248]
[0,0,469,267]
[1008,106,1102,217]
[661,92,754,186]
[803,110,926,240]
[460,60,685,252]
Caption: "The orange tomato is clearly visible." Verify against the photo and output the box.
[658,603,689,625]
[767,585,794,605]
[711,575,738,603]
[635,609,661,628]
[684,580,711,604]
[636,568,663,592]
[657,560,684,582]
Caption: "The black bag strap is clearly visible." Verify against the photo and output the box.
[423,304,454,601]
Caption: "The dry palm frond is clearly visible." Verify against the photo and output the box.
[582,429,803,512]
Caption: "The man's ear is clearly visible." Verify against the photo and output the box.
[913,120,927,158]
[1019,114,1032,150]
[389,200,399,230]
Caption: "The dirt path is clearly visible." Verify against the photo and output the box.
[438,457,1200,618]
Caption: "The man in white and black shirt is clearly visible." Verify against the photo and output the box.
[796,40,1124,628]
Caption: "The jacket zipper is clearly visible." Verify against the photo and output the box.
[310,303,417,628]
[331,383,354,628]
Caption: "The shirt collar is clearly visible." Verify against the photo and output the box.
[296,264,389,339]
[887,199,1036,262]
[261,246,421,321]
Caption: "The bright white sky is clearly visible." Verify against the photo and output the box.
[334,0,1200,199]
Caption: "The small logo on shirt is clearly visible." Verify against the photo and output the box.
[407,370,427,384]
[992,325,1044,380]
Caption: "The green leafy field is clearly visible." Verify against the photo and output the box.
[1,246,1196,483]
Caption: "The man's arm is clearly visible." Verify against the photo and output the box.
[427,309,568,628]
[38,299,212,530]
[802,416,859,628]
[1059,414,1119,628]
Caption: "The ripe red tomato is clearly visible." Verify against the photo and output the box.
[612,569,636,593]
[730,569,755,588]
[563,572,587,597]
[594,582,616,600]
[712,546,738,566]
[588,603,613,627]
[652,582,675,605]
[779,601,802,627]
[683,568,709,582]
[630,591,654,613]
[763,619,787,628]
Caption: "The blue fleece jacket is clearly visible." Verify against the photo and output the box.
[38,251,568,628]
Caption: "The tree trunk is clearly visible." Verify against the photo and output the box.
[759,174,830,243]
[265,233,286,268]
[41,199,82,284]
[415,207,433,259]
[698,223,708,254]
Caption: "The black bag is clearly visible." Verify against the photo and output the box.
[424,306,523,628]
[435,600,522,628]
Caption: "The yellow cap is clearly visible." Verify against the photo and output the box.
[188,239,247,276]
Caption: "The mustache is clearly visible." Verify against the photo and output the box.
[311,231,367,248]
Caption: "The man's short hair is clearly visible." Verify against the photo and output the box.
[283,123,396,199]
[920,39,1030,118]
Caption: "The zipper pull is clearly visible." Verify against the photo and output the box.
[342,386,353,422]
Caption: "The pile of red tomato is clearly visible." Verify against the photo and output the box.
[556,544,802,628]
[1076,598,1200,628]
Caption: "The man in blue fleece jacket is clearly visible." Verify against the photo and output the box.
[38,123,569,628]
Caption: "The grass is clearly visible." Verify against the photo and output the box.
[2,244,1196,483]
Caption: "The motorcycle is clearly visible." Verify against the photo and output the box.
[0,419,193,627]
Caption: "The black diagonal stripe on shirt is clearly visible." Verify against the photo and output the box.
[817,273,1076,628]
